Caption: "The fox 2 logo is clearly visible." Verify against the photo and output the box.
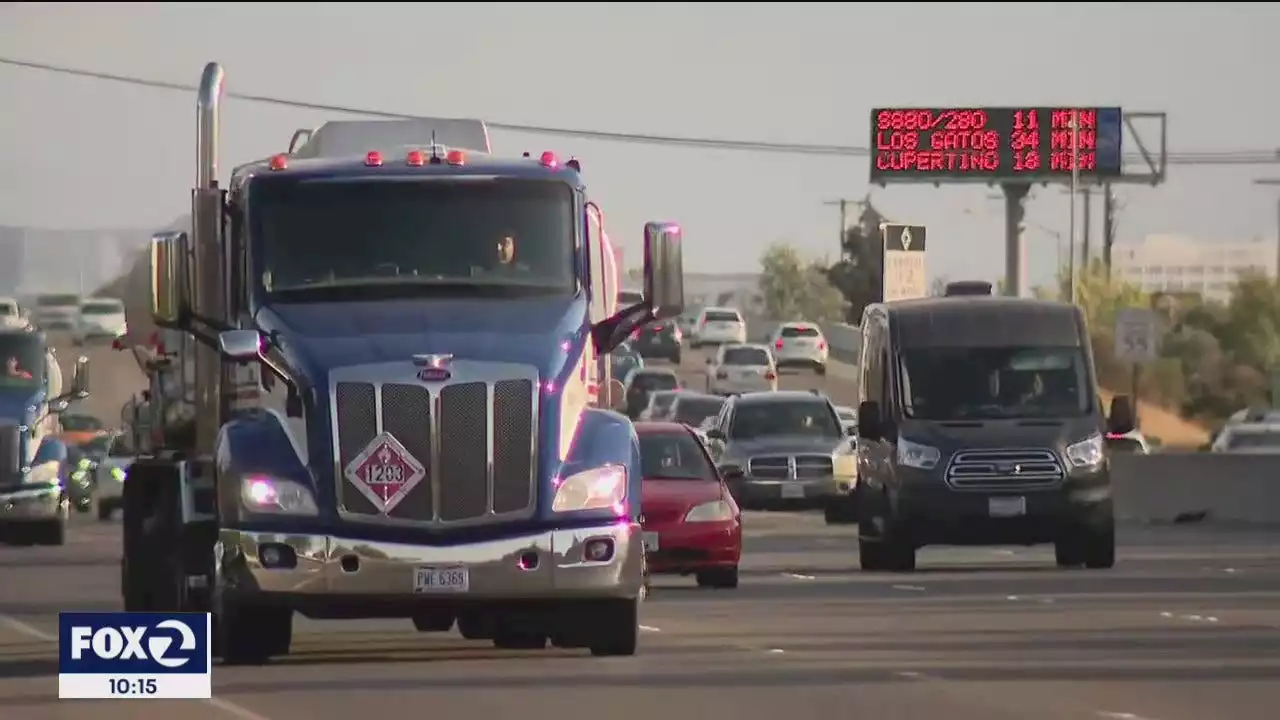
[59,613,211,675]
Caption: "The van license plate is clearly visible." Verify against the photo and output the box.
[414,565,469,593]
[988,497,1026,517]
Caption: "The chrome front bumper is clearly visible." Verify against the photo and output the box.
[218,520,644,599]
[0,486,66,522]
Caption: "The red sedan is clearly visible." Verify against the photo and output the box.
[636,422,742,589]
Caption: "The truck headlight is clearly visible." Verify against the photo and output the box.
[1065,433,1104,469]
[833,453,857,477]
[684,500,733,522]
[241,475,319,516]
[897,438,940,470]
[552,465,627,513]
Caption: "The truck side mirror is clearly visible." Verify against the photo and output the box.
[218,329,262,363]
[150,231,192,327]
[1108,395,1136,435]
[857,400,883,440]
[70,356,90,399]
[643,221,685,321]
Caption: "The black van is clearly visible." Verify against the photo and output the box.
[853,286,1135,572]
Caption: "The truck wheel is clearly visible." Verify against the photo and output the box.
[588,598,639,657]
[695,566,739,589]
[36,519,66,546]
[492,625,546,650]
[218,604,293,665]
[456,613,492,640]
[412,614,455,632]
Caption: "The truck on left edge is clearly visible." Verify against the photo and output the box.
[0,327,91,545]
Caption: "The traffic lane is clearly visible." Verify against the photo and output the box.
[668,345,857,406]
[644,567,1280,720]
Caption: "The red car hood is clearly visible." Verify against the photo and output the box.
[641,478,722,523]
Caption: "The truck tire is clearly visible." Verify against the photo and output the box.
[412,614,455,632]
[588,598,639,657]
[217,604,293,665]
[456,613,492,640]
[36,519,66,546]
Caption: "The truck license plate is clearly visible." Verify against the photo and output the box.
[781,484,806,499]
[988,496,1026,518]
[414,565,469,593]
[642,532,659,551]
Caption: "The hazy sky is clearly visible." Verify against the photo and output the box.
[2,2,1278,287]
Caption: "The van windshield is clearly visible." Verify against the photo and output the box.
[899,346,1092,420]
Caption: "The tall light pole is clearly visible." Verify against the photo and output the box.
[1068,109,1081,304]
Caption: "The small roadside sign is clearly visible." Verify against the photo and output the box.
[1114,308,1158,363]
[880,223,927,303]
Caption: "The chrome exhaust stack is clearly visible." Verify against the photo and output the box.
[196,62,224,190]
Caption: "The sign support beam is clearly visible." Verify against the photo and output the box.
[1002,183,1030,297]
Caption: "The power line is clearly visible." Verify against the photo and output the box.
[3,54,1279,165]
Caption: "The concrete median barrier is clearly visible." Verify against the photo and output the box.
[1111,453,1280,526]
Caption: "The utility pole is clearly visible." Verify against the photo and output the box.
[1081,187,1093,265]
[1102,183,1116,279]
[822,198,857,256]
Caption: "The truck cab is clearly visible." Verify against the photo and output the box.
[125,62,684,664]
[0,328,90,545]
[853,287,1133,572]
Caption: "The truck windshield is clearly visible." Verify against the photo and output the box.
[252,178,576,300]
[899,346,1092,420]
[0,334,44,389]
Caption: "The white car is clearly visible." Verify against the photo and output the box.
[74,297,127,345]
[1210,422,1280,454]
[691,307,747,348]
[705,343,777,396]
[88,434,136,520]
[769,322,829,374]
[0,297,28,330]
[32,293,81,331]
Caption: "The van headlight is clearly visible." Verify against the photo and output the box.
[897,438,940,470]
[552,464,627,513]
[1065,433,1104,469]
[241,475,319,515]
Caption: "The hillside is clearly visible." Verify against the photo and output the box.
[1100,388,1208,449]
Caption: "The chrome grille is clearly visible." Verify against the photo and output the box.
[747,456,790,479]
[332,368,537,527]
[747,454,833,479]
[944,448,1064,490]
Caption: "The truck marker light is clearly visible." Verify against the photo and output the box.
[406,149,427,167]
[446,149,466,166]
[268,154,289,171]
[365,151,383,167]
[539,151,558,168]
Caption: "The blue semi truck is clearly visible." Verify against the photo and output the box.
[122,62,684,664]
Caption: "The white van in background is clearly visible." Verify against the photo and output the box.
[0,297,29,330]
[74,297,128,345]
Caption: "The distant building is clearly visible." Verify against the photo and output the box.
[1112,234,1277,304]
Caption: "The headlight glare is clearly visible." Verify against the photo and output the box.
[240,475,319,515]
[552,465,627,513]
[1066,432,1105,468]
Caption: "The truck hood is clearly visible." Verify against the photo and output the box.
[258,295,589,384]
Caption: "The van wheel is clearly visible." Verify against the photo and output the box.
[1057,503,1116,570]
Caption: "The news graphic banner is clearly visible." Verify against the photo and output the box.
[869,107,1123,184]
[59,612,212,699]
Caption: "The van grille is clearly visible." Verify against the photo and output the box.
[944,448,1063,490]
[333,377,537,526]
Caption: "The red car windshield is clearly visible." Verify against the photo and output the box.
[639,432,715,481]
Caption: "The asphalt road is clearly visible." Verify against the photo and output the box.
[0,342,1275,719]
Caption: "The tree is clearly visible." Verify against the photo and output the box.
[826,199,886,322]
[758,243,848,323]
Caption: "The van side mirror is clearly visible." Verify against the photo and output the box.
[1108,395,1136,435]
[642,221,685,321]
[70,356,90,398]
[218,329,262,363]
[857,400,883,440]
[150,231,192,328]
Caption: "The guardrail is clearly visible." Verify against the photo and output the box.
[741,316,1280,528]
